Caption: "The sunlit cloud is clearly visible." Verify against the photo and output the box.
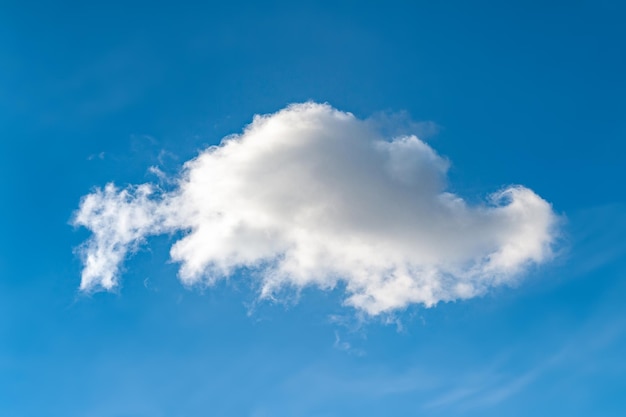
[73,102,559,314]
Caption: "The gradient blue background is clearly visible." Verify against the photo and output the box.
[1,1,625,416]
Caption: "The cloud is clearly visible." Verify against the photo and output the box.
[73,102,559,315]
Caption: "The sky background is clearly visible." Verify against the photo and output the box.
[1,1,626,416]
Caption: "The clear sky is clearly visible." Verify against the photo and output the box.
[1,1,625,416]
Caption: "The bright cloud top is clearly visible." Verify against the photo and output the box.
[73,102,558,315]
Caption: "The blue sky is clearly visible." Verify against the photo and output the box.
[1,1,625,416]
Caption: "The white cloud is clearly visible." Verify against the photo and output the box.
[73,102,559,314]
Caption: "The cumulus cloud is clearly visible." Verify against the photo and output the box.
[73,102,559,315]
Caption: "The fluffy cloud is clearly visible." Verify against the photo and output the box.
[73,102,559,315]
